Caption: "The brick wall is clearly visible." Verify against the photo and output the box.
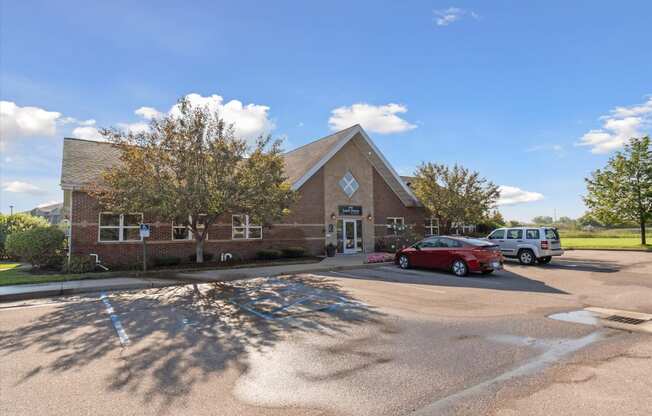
[372,168,425,245]
[70,169,326,267]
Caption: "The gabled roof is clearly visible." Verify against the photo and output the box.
[285,124,419,207]
[60,125,419,206]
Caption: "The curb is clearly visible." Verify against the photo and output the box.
[0,279,182,303]
[564,247,652,252]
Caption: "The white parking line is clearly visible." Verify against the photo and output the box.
[100,292,130,347]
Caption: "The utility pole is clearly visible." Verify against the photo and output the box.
[9,205,14,215]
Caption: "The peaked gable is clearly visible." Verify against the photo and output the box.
[285,125,419,207]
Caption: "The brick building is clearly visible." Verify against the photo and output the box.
[60,124,433,266]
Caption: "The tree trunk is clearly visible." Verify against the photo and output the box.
[196,237,204,263]
[641,218,647,246]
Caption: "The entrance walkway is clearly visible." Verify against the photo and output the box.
[177,253,390,282]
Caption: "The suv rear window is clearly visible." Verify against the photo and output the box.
[526,229,540,239]
[507,229,523,239]
[545,228,560,240]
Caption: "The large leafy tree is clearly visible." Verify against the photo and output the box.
[584,136,652,245]
[532,216,554,225]
[90,97,297,263]
[411,163,500,234]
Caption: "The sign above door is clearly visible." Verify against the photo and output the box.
[338,205,362,216]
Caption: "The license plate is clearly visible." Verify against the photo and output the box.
[491,261,502,269]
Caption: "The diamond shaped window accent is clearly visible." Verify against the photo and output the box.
[338,171,359,198]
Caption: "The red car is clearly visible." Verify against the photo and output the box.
[395,236,504,276]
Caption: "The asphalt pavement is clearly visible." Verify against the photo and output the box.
[1,250,650,416]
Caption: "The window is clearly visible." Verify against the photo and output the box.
[386,217,404,235]
[232,215,262,240]
[338,171,359,198]
[489,229,505,239]
[424,217,439,236]
[507,229,523,239]
[172,216,206,241]
[99,213,143,242]
[526,229,540,240]
[439,237,462,248]
[545,228,560,240]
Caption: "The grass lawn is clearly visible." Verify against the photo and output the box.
[0,263,108,286]
[562,237,652,250]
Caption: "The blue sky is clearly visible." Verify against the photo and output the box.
[1,0,651,221]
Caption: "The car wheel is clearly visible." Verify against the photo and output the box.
[398,255,410,269]
[518,249,536,265]
[538,256,552,264]
[452,259,468,277]
[481,270,494,275]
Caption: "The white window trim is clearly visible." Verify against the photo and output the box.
[425,217,440,236]
[232,214,262,240]
[339,171,359,198]
[171,221,206,241]
[386,217,405,235]
[98,212,143,242]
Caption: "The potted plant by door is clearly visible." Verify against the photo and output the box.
[326,243,336,257]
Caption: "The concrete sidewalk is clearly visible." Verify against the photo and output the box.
[177,253,391,282]
[0,277,180,302]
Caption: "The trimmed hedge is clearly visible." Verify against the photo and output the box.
[153,256,182,267]
[0,213,50,259]
[62,255,95,274]
[187,252,214,262]
[5,226,65,268]
[281,246,307,258]
[256,249,282,260]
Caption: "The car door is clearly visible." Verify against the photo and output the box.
[410,238,438,268]
[435,237,458,269]
[504,229,523,256]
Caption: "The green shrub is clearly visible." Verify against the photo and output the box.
[281,246,307,258]
[62,255,95,274]
[153,256,182,267]
[187,252,214,262]
[0,213,50,259]
[5,226,66,268]
[256,249,282,260]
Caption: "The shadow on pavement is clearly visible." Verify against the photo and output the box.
[506,257,620,273]
[328,266,569,294]
[0,275,381,411]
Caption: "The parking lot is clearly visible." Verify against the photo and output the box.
[1,250,651,416]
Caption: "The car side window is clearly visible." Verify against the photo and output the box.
[507,229,523,239]
[489,230,505,239]
[418,239,438,248]
[526,229,540,239]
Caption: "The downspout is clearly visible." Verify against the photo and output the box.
[67,189,73,269]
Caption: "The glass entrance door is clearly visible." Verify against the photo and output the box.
[343,219,359,254]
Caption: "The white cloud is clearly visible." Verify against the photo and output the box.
[0,101,61,141]
[578,97,652,153]
[434,7,480,27]
[2,180,45,195]
[135,106,162,120]
[497,185,544,206]
[72,126,103,141]
[117,122,150,135]
[328,103,416,134]
[166,93,274,141]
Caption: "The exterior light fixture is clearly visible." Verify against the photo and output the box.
[367,214,373,221]
[330,213,336,220]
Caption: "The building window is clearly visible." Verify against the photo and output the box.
[451,222,476,235]
[386,217,404,234]
[172,217,206,241]
[338,171,359,198]
[99,213,143,242]
[425,217,439,236]
[232,215,262,240]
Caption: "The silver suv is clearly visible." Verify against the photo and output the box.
[487,227,563,265]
